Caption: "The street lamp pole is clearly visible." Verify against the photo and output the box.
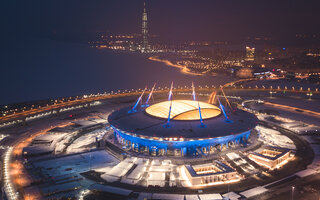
[307,92,313,100]
[291,186,294,200]
[269,91,276,98]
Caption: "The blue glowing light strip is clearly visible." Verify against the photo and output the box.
[217,97,229,121]
[192,82,196,101]
[145,83,156,105]
[198,101,204,126]
[168,82,173,101]
[166,100,173,126]
[131,87,147,111]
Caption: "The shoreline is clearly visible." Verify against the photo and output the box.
[148,56,205,77]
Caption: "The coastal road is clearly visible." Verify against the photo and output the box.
[1,79,319,126]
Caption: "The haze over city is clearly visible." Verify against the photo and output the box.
[3,0,320,41]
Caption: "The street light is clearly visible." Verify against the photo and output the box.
[269,91,276,98]
[306,92,313,100]
[291,186,295,200]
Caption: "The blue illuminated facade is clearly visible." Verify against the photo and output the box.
[112,125,252,157]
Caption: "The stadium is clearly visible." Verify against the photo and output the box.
[108,85,258,157]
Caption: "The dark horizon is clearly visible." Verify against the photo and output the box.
[1,0,320,106]
[3,0,320,43]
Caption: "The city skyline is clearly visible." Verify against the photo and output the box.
[3,0,320,43]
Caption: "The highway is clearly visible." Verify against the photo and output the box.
[1,79,319,126]
[263,101,320,118]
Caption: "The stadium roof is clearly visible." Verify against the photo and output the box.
[108,100,258,139]
[145,100,221,120]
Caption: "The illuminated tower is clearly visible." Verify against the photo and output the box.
[245,46,255,61]
[141,2,149,52]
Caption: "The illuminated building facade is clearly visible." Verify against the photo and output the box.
[141,2,150,52]
[183,161,239,186]
[248,146,292,169]
[246,46,255,61]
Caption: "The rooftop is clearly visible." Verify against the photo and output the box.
[108,101,258,139]
[145,100,221,120]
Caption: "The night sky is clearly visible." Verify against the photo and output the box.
[2,0,320,42]
[1,0,320,105]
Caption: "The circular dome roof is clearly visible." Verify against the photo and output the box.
[145,100,221,120]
